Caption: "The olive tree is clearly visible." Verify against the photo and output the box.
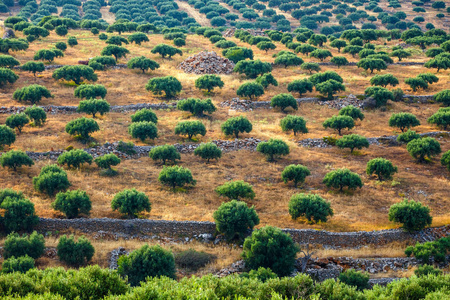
[52,65,97,85]
[336,134,369,153]
[57,235,94,267]
[33,164,71,196]
[407,137,441,162]
[287,79,313,96]
[397,130,421,144]
[158,165,196,189]
[309,49,332,61]
[323,168,363,192]
[151,44,182,58]
[213,200,259,240]
[176,98,216,116]
[280,115,308,136]
[339,105,364,121]
[6,113,29,133]
[33,49,64,62]
[0,150,34,171]
[364,86,394,107]
[174,121,206,140]
[370,74,399,87]
[194,142,222,162]
[221,116,252,138]
[274,53,304,68]
[256,139,289,161]
[323,115,354,135]
[128,32,149,45]
[289,193,333,223]
[366,158,397,181]
[21,61,45,77]
[94,153,121,175]
[236,82,264,100]
[194,74,224,93]
[128,121,158,142]
[65,117,99,140]
[146,76,182,98]
[216,180,255,200]
[100,45,129,62]
[427,108,450,130]
[149,144,180,165]
[255,73,278,89]
[281,164,310,188]
[131,108,158,123]
[74,84,107,99]
[315,79,345,99]
[0,68,18,87]
[77,99,110,117]
[434,89,450,106]
[24,105,46,126]
[357,58,387,73]
[0,55,19,68]
[389,199,432,231]
[0,125,16,150]
[127,56,159,73]
[389,112,420,132]
[234,59,272,78]
[441,150,450,171]
[13,84,52,105]
[57,149,93,169]
[300,62,320,74]
[111,188,151,218]
[53,189,91,218]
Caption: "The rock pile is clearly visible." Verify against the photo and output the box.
[109,247,128,269]
[219,98,258,112]
[178,51,235,75]
[317,94,365,109]
[216,260,246,277]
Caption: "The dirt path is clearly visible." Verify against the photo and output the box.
[175,0,210,27]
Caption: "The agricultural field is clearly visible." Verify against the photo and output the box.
[0,0,448,297]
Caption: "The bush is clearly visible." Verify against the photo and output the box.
[6,113,29,133]
[289,193,333,223]
[3,231,45,259]
[407,137,441,162]
[151,44,182,58]
[213,200,259,240]
[427,108,450,130]
[146,76,182,98]
[389,113,420,132]
[57,235,95,266]
[128,33,149,45]
[118,244,176,286]
[370,73,399,87]
[274,53,304,68]
[174,120,206,140]
[0,55,19,68]
[323,115,354,135]
[221,116,252,138]
[100,45,129,62]
[1,255,35,274]
[256,139,289,161]
[52,65,97,85]
[338,269,369,291]
[339,105,364,121]
[287,79,313,96]
[216,180,255,200]
[57,149,93,168]
[127,56,159,73]
[366,158,397,181]
[176,98,216,116]
[389,199,432,231]
[300,62,320,74]
[441,150,450,171]
[173,38,185,47]
[33,164,70,196]
[0,150,34,171]
[67,36,77,46]
[130,109,158,124]
[175,249,214,271]
[111,188,151,218]
[0,125,15,149]
[270,93,298,112]
[240,267,278,282]
[364,86,393,107]
[194,142,222,162]
[128,121,157,142]
[315,79,345,99]
[234,59,272,78]
[65,117,99,141]
[236,82,264,100]
[94,153,120,175]
[433,89,450,106]
[397,130,421,144]
[336,134,369,153]
[0,67,18,87]
[414,265,442,277]
[24,105,46,126]
[149,144,180,165]
[281,164,310,188]
[323,168,363,192]
[77,99,110,117]
[52,189,91,218]
[158,165,196,189]
[21,61,45,76]
[242,226,299,276]
[74,84,107,99]
[195,74,224,93]
[405,237,450,264]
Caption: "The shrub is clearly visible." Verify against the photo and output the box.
[364,86,393,107]
[234,59,272,78]
[240,267,278,282]
[128,33,149,45]
[77,99,110,117]
[65,117,99,141]
[397,130,421,144]
[433,89,450,106]
[0,125,15,149]
[405,237,450,264]
[131,108,158,124]
[151,44,182,58]
[89,56,116,71]
[34,49,63,62]
[100,45,129,62]
[323,168,363,192]
[176,98,216,116]
[389,199,432,231]
[94,153,120,175]
[0,67,18,87]
[158,165,196,189]
[427,108,450,130]
[3,231,45,259]
[289,193,333,223]
[330,56,349,68]
[336,134,369,153]
[323,115,354,135]
[338,269,369,291]
[315,79,345,99]
[221,116,252,138]
[55,25,68,36]
[366,158,397,181]
[281,164,311,187]
[21,61,45,77]
[405,77,428,92]
[174,120,206,140]
[146,76,182,98]
[287,79,313,96]
[309,49,332,61]
[236,82,264,100]
[407,137,441,162]
[216,180,255,200]
[24,105,46,126]
[256,139,289,162]
[52,65,97,85]
[213,200,259,240]
[1,255,35,274]
[257,41,276,52]
[300,62,320,74]
[0,55,19,68]
[270,93,298,112]
[58,149,93,169]
[194,142,222,162]
[173,38,185,47]
[242,226,299,276]
[414,265,442,277]
[128,121,158,142]
[33,164,70,196]
[111,188,151,218]
[195,74,224,93]
[6,113,29,133]
[441,150,450,171]
[175,249,214,271]
[149,145,180,165]
[57,235,95,266]
[279,115,308,136]
[338,105,364,121]
[0,150,34,171]
[118,244,176,286]
[67,36,77,46]
[127,56,159,73]
[357,58,386,73]
[389,113,420,132]
[53,189,91,218]
[274,53,304,68]
[74,84,107,99]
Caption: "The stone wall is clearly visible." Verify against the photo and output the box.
[35,218,450,248]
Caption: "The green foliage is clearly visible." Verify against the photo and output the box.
[149,144,180,165]
[0,150,34,171]
[357,58,387,73]
[151,44,182,58]
[0,67,18,87]
[65,117,99,140]
[330,39,347,52]
[274,53,304,68]
[407,137,441,162]
[57,149,93,169]
[194,74,224,93]
[173,38,186,47]
[339,105,364,121]
[111,188,151,218]
[52,189,91,218]
[128,33,149,45]
[33,49,63,62]
[55,42,67,52]
[323,115,354,135]
[88,56,116,71]
[338,269,369,291]
[216,180,255,200]
[289,193,333,223]
[300,62,320,74]
[397,130,421,144]
[74,84,107,99]
[118,244,176,286]
[0,55,19,68]
[270,93,298,112]
[177,98,216,116]
[130,108,158,124]
[323,168,363,191]
[242,226,299,276]
[280,164,310,189]
[389,199,432,231]
[0,38,28,54]
[6,113,29,133]
[0,125,15,149]
[391,49,411,61]
[52,65,97,85]
[4,231,45,259]
[441,150,450,171]
[57,235,94,267]
[315,79,345,99]
[21,61,44,76]
[309,49,332,61]
[240,267,278,282]
[256,41,276,52]
[94,153,120,170]
[364,86,394,107]
[234,59,272,78]
[236,82,264,100]
[127,56,159,73]
[405,77,428,92]
[256,139,289,162]
[280,115,308,136]
[100,45,129,62]
[33,164,70,196]
[389,112,420,132]
[77,99,110,117]
[24,105,46,126]
[405,236,450,264]
[370,73,399,87]
[55,25,68,36]
[330,56,348,67]
[417,72,439,85]
[415,265,442,277]
[175,249,214,271]
[128,121,157,142]
[310,71,343,86]
[434,89,450,106]
[67,36,78,46]
[287,79,313,96]
[23,26,49,39]
[158,165,196,189]
[146,76,182,98]
[255,73,278,89]
[213,200,259,240]
[221,116,253,139]
[336,134,369,153]
[1,255,35,274]
[366,158,398,181]
[194,142,222,162]
[222,46,254,63]
[174,120,206,140]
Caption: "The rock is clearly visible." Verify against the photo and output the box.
[178,51,235,75]
[2,29,15,39]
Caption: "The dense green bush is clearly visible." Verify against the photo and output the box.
[101,45,129,62]
[338,105,364,121]
[33,164,70,196]
[77,99,110,117]
[52,65,97,85]
[149,144,180,165]
[13,84,52,105]
[111,188,151,218]
[74,84,107,99]
[1,255,35,274]
[270,93,298,112]
[366,158,397,181]
[389,112,420,132]
[216,180,255,200]
[146,76,182,98]
[323,115,354,135]
[0,68,18,87]
[151,44,182,58]
[4,231,45,259]
[214,200,259,240]
[242,226,299,276]
[336,134,369,153]
[53,189,91,218]
[281,164,310,188]
[6,113,29,133]
[397,130,421,144]
[94,153,121,175]
[414,264,442,277]
[338,269,369,291]
[57,235,95,266]
[323,168,363,192]
[24,105,46,126]
[280,115,308,136]
[118,244,176,286]
[130,108,158,124]
[221,116,252,138]
[256,139,289,161]
[127,56,159,73]
[57,149,93,168]
[289,193,333,223]
[405,237,450,264]
[128,121,158,142]
[427,107,450,130]
[194,142,222,162]
[0,150,34,171]
[236,82,264,100]
[176,98,216,116]
[158,165,196,189]
[407,137,441,162]
[21,61,45,76]
[0,125,15,150]
[194,74,224,93]
[389,199,432,231]
[234,59,272,78]
[174,120,206,140]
